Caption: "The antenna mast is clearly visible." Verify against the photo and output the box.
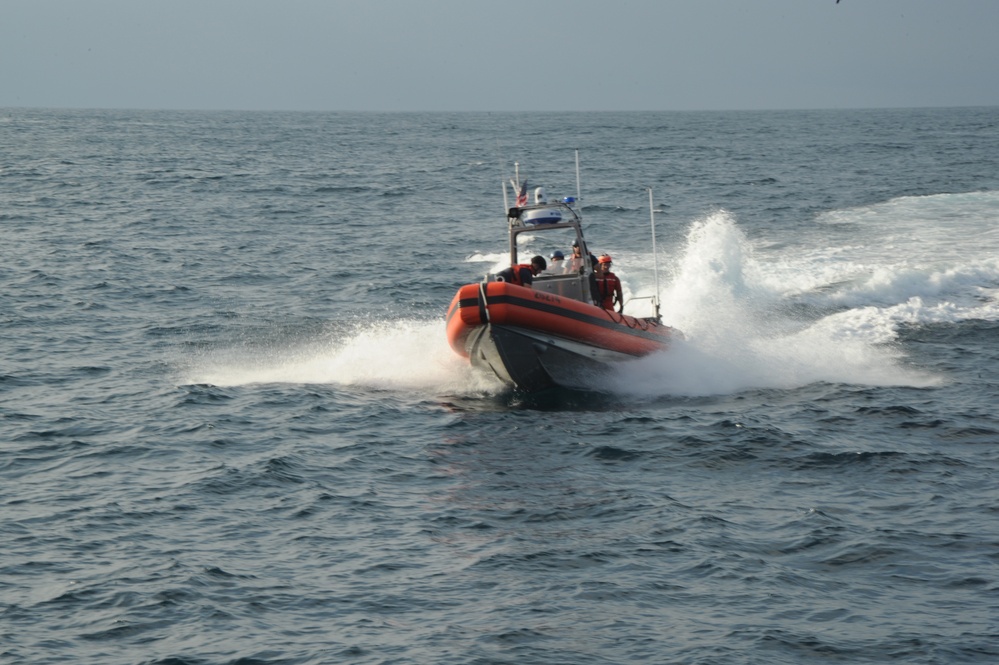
[648,187,661,321]
[574,149,582,216]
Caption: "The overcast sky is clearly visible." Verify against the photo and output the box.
[3,0,998,112]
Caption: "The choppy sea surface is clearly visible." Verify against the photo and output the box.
[2,107,999,664]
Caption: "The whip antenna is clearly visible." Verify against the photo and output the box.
[501,169,509,213]
[648,187,661,321]
[497,141,510,213]
[574,149,582,216]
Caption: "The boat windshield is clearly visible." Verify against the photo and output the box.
[507,217,596,305]
[515,225,587,277]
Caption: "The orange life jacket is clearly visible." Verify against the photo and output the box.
[504,263,534,286]
[595,271,622,310]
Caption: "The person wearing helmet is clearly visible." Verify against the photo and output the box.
[595,254,623,313]
[566,239,597,274]
[497,255,547,287]
[546,250,565,274]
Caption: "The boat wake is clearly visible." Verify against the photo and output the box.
[179,320,503,395]
[183,192,997,399]
[609,193,999,397]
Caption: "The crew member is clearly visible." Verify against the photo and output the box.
[497,255,547,287]
[565,239,591,273]
[595,254,623,312]
[547,250,565,274]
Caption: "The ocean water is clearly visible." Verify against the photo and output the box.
[2,107,998,664]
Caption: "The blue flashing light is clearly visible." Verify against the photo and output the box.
[562,196,576,204]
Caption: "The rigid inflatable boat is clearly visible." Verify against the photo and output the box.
[445,159,679,391]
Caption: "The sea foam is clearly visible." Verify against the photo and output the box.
[186,192,996,398]
[609,206,959,396]
[181,320,502,394]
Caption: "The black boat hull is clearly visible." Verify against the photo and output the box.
[466,324,635,392]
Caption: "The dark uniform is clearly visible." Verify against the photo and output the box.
[498,263,536,286]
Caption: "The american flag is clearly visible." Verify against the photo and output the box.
[513,180,528,207]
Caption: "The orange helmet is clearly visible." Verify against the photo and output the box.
[598,254,613,264]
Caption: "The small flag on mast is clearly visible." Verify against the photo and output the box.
[514,180,528,207]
